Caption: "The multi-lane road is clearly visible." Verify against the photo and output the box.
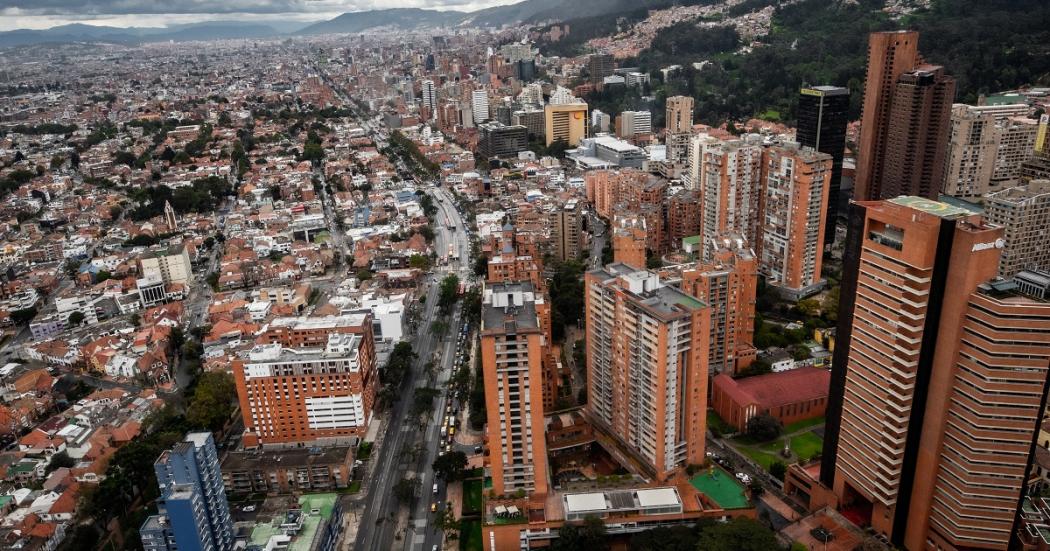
[353,187,472,551]
[311,66,475,551]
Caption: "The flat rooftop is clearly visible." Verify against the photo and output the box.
[689,468,749,510]
[268,314,368,330]
[888,195,975,219]
[223,446,351,471]
[482,281,542,333]
[249,493,338,551]
[562,487,683,517]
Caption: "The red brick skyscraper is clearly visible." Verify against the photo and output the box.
[854,31,955,201]
[821,197,1050,550]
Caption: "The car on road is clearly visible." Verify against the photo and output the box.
[735,472,751,484]
[242,505,256,512]
[431,502,438,512]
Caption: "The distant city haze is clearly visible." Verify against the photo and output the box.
[0,0,518,30]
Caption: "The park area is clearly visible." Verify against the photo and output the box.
[730,416,825,471]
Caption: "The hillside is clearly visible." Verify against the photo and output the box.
[579,0,1050,125]
[297,8,466,34]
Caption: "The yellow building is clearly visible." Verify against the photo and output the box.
[544,103,588,147]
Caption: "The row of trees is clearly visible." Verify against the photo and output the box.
[127,175,232,221]
[378,341,416,408]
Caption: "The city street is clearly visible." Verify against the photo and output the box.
[353,188,471,551]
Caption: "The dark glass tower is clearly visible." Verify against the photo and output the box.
[797,85,849,247]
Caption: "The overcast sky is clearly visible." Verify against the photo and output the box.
[0,0,518,30]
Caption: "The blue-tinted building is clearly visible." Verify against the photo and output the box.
[141,432,234,551]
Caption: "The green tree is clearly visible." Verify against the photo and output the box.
[206,272,220,291]
[552,516,609,551]
[186,372,237,432]
[822,286,840,324]
[67,311,85,326]
[797,298,820,317]
[434,506,459,540]
[438,274,460,315]
[431,320,449,336]
[694,517,780,551]
[432,450,469,481]
[11,307,38,325]
[770,460,787,481]
[46,450,75,474]
[746,413,782,442]
[409,254,431,270]
[630,525,697,551]
[393,477,420,504]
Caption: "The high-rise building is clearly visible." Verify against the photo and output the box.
[139,244,193,286]
[983,179,1050,277]
[855,30,920,200]
[991,116,1038,187]
[551,198,584,261]
[233,315,378,447]
[879,66,955,200]
[855,32,955,201]
[421,79,438,121]
[511,108,545,139]
[590,109,611,134]
[472,89,490,124]
[141,432,234,551]
[478,122,528,159]
[585,264,710,480]
[942,104,1036,197]
[611,213,647,269]
[616,110,652,138]
[941,104,1000,198]
[679,239,757,375]
[685,133,718,191]
[665,95,694,134]
[797,86,849,245]
[588,54,615,84]
[544,103,588,147]
[699,135,764,256]
[758,143,832,299]
[667,190,702,249]
[822,196,1050,550]
[481,282,549,496]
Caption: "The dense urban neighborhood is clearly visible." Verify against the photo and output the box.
[0,0,1047,550]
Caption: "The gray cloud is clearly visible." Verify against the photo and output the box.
[0,0,499,16]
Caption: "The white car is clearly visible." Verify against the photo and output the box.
[242,505,256,512]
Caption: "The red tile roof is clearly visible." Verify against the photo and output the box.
[714,367,830,410]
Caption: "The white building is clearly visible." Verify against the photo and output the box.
[472,89,490,124]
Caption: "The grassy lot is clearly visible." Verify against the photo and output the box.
[790,432,823,461]
[784,416,825,434]
[707,410,736,435]
[738,446,780,470]
[460,520,483,551]
[340,480,362,494]
[759,109,782,122]
[463,479,483,516]
[731,428,824,472]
